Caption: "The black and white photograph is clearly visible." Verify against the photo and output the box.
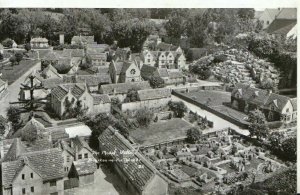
[0,2,297,195]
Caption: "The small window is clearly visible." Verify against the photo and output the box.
[78,154,82,159]
[31,186,34,192]
[22,188,25,194]
[161,60,165,64]
[22,174,25,180]
[147,59,150,63]
[84,153,88,158]
[66,155,70,162]
[286,108,289,112]
[31,173,33,178]
[169,60,172,63]
[50,180,56,187]
[267,21,270,25]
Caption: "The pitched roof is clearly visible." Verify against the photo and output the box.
[73,158,97,176]
[71,136,93,153]
[42,64,62,78]
[92,94,111,105]
[276,8,297,20]
[30,37,48,43]
[13,117,46,139]
[42,78,64,89]
[290,98,297,111]
[42,51,59,61]
[232,83,293,112]
[71,36,94,44]
[156,42,179,51]
[167,69,184,79]
[157,68,169,77]
[264,93,291,112]
[63,49,85,57]
[265,9,281,20]
[63,74,111,87]
[100,81,151,95]
[26,138,53,152]
[2,138,28,162]
[51,83,86,101]
[0,78,7,87]
[1,148,64,187]
[98,126,157,191]
[58,140,75,156]
[138,88,171,101]
[141,65,157,80]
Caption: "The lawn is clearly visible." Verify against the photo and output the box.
[130,118,193,146]
[181,164,198,177]
[185,90,231,106]
[1,60,40,85]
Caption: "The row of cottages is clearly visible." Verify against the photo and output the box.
[63,74,111,92]
[30,37,49,49]
[141,50,186,70]
[109,60,142,83]
[98,126,168,195]
[231,84,297,123]
[51,83,111,118]
[141,65,185,86]
[121,88,172,114]
[71,35,96,46]
[99,81,151,102]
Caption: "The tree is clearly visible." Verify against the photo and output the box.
[0,123,6,137]
[281,137,296,162]
[124,87,140,102]
[6,106,21,132]
[83,113,115,149]
[260,78,276,91]
[136,108,154,127]
[2,38,14,48]
[25,43,31,52]
[248,109,269,140]
[168,101,187,118]
[165,10,187,39]
[9,56,17,66]
[149,76,165,88]
[186,127,202,144]
[15,52,23,64]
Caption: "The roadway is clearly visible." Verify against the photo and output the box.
[0,61,41,116]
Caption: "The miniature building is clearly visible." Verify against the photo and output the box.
[141,65,186,86]
[1,147,64,195]
[99,81,151,102]
[231,83,297,123]
[71,35,95,45]
[98,126,168,195]
[109,60,142,83]
[68,158,97,186]
[30,37,49,49]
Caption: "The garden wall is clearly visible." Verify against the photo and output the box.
[172,90,249,129]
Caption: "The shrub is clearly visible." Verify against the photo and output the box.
[186,127,202,144]
[2,38,14,48]
[136,108,154,127]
